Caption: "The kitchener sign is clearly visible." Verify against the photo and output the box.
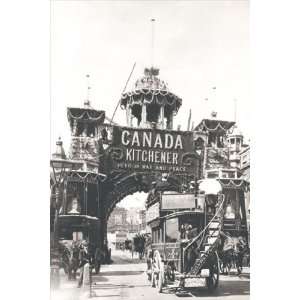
[109,126,199,174]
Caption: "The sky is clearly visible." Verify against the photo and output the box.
[50,0,251,154]
[117,192,148,210]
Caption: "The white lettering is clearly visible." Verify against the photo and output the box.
[148,151,154,162]
[142,150,147,161]
[160,151,166,163]
[165,134,173,149]
[155,151,160,163]
[174,135,183,149]
[172,153,178,164]
[126,149,133,160]
[122,130,130,146]
[132,131,140,146]
[167,152,172,164]
[143,132,152,147]
[153,134,163,148]
[136,149,142,160]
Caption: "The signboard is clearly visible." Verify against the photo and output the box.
[165,243,181,260]
[116,232,127,243]
[146,202,160,223]
[161,193,196,210]
[109,126,199,174]
[195,194,205,212]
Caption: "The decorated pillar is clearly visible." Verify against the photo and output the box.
[126,106,131,126]
[84,181,88,215]
[169,114,173,130]
[160,105,164,129]
[141,103,147,127]
[72,120,77,136]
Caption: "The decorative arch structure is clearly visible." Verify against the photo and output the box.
[102,171,185,222]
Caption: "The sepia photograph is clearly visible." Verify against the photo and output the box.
[50,1,250,299]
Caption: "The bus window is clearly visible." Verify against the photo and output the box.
[165,218,179,243]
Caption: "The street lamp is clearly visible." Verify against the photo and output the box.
[50,137,82,289]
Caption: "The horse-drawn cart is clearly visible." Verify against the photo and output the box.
[57,214,103,278]
[145,178,248,293]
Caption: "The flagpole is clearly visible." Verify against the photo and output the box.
[151,18,155,68]
[187,108,192,131]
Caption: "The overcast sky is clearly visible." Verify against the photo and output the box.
[51,0,250,153]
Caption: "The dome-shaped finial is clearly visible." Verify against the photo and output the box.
[56,136,62,146]
[52,136,66,159]
[211,111,217,118]
[84,99,91,108]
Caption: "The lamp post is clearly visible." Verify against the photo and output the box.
[50,137,82,289]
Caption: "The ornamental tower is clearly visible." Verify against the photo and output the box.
[227,125,244,168]
[120,67,182,130]
[67,99,105,172]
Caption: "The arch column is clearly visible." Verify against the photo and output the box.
[126,106,132,127]
[141,104,147,127]
[168,113,173,130]
[160,105,165,129]
[72,120,77,136]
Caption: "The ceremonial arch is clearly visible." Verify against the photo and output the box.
[50,67,206,253]
[99,124,204,242]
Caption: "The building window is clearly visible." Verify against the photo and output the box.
[152,227,161,243]
[165,218,179,243]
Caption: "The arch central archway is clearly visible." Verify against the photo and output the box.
[102,171,184,222]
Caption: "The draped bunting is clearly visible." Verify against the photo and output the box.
[120,89,182,111]
[196,119,235,132]
[121,88,179,99]
[67,108,105,122]
[66,171,105,183]
[219,179,250,191]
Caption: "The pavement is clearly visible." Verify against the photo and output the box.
[51,250,250,300]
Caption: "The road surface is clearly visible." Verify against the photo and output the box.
[51,250,250,300]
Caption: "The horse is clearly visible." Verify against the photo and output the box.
[218,233,248,275]
[132,234,147,260]
[61,242,80,280]
[124,239,133,252]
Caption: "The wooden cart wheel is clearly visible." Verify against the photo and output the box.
[157,271,163,293]
[206,252,220,292]
[151,270,156,287]
[146,256,153,282]
[152,250,164,293]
